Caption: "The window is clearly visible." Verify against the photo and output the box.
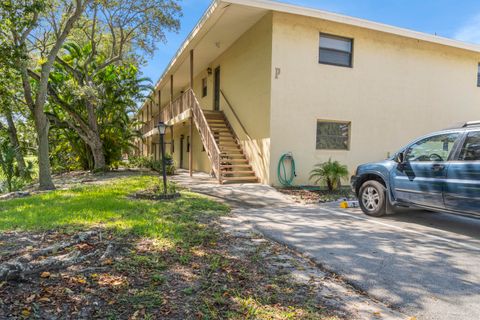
[319,33,353,67]
[405,133,459,162]
[316,121,350,150]
[459,131,480,161]
[202,78,208,97]
[477,64,480,87]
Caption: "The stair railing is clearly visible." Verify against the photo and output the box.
[188,89,222,183]
[219,90,261,175]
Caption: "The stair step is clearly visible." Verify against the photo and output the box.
[220,164,252,169]
[206,119,226,124]
[211,128,231,132]
[222,176,258,182]
[220,148,243,153]
[220,159,248,163]
[221,154,246,159]
[204,114,225,119]
[221,170,255,175]
[219,144,240,148]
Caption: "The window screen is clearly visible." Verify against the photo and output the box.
[319,34,353,67]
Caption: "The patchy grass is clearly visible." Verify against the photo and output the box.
[0,174,342,319]
[0,175,227,239]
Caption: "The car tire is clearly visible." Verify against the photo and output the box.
[359,180,387,217]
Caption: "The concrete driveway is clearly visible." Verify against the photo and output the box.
[173,171,480,320]
[236,204,480,320]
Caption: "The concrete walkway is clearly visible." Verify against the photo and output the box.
[172,170,480,320]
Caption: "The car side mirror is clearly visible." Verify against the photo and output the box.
[395,152,406,164]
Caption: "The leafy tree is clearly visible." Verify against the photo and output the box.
[309,159,349,191]
[1,0,89,190]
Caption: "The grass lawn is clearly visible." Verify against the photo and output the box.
[0,174,340,319]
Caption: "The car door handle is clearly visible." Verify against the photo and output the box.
[432,164,445,172]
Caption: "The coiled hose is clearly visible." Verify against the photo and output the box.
[277,153,296,187]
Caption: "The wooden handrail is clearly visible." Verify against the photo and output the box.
[220,90,250,138]
[219,89,263,166]
[188,89,222,182]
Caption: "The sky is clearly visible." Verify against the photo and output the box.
[141,0,480,82]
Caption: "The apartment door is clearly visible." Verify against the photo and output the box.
[213,66,220,111]
[180,135,185,169]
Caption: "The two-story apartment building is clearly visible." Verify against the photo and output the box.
[136,0,480,185]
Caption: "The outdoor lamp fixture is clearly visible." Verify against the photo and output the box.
[207,67,212,75]
[157,121,168,194]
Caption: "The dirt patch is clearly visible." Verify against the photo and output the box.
[0,223,343,319]
[276,187,355,205]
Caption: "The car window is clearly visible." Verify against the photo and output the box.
[405,133,459,162]
[459,131,480,161]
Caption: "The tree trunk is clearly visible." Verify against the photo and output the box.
[85,101,106,171]
[4,109,27,176]
[91,140,106,171]
[34,108,55,190]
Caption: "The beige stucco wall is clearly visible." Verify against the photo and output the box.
[269,12,480,186]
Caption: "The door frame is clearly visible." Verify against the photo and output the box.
[180,135,185,169]
[213,66,220,111]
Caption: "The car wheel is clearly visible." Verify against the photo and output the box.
[359,180,387,217]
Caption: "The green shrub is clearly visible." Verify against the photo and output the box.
[309,159,349,191]
[128,155,176,176]
[0,140,33,193]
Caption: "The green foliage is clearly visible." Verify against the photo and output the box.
[128,154,176,176]
[0,137,33,193]
[309,159,349,191]
[0,138,15,192]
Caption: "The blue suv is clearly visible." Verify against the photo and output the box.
[351,122,480,217]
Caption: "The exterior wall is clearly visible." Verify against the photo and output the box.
[269,12,480,186]
[192,13,273,184]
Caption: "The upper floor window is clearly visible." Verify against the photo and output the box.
[477,64,480,87]
[319,33,353,68]
[202,78,208,97]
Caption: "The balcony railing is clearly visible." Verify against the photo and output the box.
[140,92,193,135]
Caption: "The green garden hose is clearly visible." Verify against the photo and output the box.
[277,153,296,186]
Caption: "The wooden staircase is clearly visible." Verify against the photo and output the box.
[203,110,258,184]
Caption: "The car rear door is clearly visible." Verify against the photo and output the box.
[392,132,460,209]
[445,130,480,214]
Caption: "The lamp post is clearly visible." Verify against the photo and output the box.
[157,121,168,194]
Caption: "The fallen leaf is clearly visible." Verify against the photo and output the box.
[38,297,51,303]
[373,311,382,317]
[101,258,113,265]
[21,309,31,317]
[40,272,51,278]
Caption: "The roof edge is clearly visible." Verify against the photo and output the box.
[225,0,480,53]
